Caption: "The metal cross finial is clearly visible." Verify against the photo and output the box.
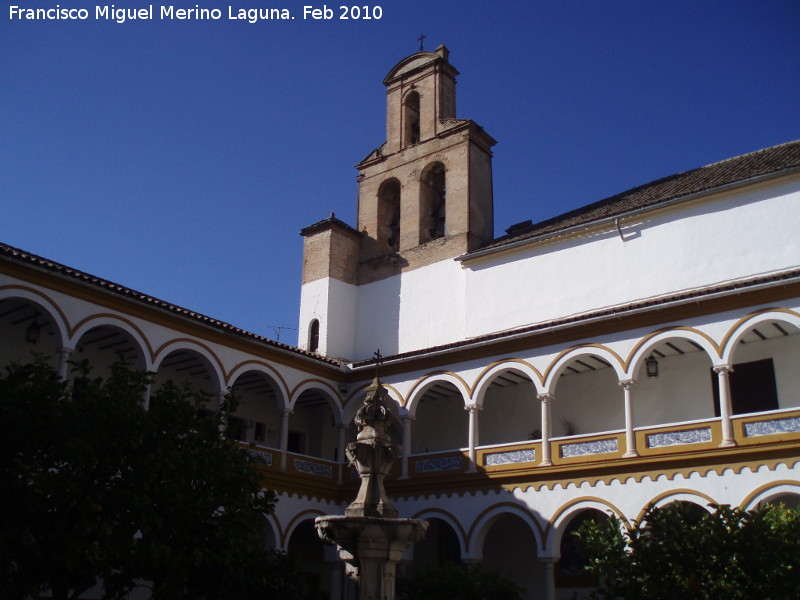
[373,349,383,379]
[418,34,426,52]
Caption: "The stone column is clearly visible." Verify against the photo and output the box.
[280,408,293,472]
[400,414,413,479]
[337,424,347,484]
[714,365,737,447]
[539,556,557,600]
[538,393,553,466]
[56,347,73,380]
[465,404,481,473]
[620,379,639,458]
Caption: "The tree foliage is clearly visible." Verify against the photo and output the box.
[397,561,524,600]
[576,501,800,600]
[0,355,301,600]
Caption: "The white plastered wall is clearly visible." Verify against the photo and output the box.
[298,276,357,359]
[353,257,465,359]
[464,178,800,341]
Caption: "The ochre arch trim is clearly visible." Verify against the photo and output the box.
[0,285,72,345]
[466,501,545,554]
[636,489,717,522]
[626,326,720,373]
[719,307,800,361]
[409,507,468,554]
[280,508,327,549]
[542,344,626,390]
[226,359,290,399]
[70,312,156,361]
[405,370,471,412]
[739,480,800,510]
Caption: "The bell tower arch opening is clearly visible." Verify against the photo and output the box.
[403,91,421,147]
[377,178,402,252]
[420,162,446,243]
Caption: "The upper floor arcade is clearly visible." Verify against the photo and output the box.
[4,239,800,504]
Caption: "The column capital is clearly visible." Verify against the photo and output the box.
[538,555,559,565]
[713,364,734,375]
[401,412,415,422]
[281,407,294,417]
[464,403,482,413]
[537,392,554,402]
[618,379,636,389]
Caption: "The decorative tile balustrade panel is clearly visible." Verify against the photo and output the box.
[744,417,800,438]
[293,458,333,478]
[415,456,463,473]
[248,448,274,466]
[484,449,536,466]
[560,438,618,458]
[646,427,712,448]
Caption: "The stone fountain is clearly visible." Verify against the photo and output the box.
[315,375,428,600]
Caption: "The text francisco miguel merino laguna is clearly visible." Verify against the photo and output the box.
[7,4,381,23]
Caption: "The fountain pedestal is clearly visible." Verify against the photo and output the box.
[316,516,428,600]
[315,376,428,600]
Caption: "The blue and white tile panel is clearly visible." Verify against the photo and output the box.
[294,458,333,478]
[484,448,536,466]
[248,448,274,466]
[415,456,463,473]
[744,417,800,438]
[560,438,618,458]
[646,427,712,448]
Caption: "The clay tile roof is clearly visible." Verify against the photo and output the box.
[0,241,345,367]
[476,139,800,255]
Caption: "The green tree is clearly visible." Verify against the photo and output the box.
[397,561,524,600]
[0,356,300,600]
[576,501,800,600]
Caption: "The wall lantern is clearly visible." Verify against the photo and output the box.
[645,355,659,378]
[25,319,41,345]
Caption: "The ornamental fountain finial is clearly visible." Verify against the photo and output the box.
[316,361,428,600]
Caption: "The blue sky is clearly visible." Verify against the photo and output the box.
[2,1,799,343]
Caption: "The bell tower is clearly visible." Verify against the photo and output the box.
[355,45,496,283]
[299,46,496,359]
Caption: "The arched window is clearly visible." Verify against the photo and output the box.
[403,92,420,147]
[420,162,446,242]
[377,179,401,252]
[308,319,319,353]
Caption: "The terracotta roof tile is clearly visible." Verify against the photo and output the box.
[479,140,800,254]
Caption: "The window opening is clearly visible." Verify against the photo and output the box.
[308,319,319,353]
[712,358,779,416]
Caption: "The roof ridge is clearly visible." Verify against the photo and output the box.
[483,139,800,253]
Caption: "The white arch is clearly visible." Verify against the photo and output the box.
[411,509,468,559]
[544,346,626,394]
[629,328,719,378]
[0,287,69,351]
[290,380,344,425]
[650,492,714,512]
[227,363,290,411]
[722,310,800,365]
[549,500,621,558]
[743,483,800,510]
[406,372,470,417]
[71,314,152,371]
[469,505,543,559]
[153,340,225,392]
[471,361,541,408]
